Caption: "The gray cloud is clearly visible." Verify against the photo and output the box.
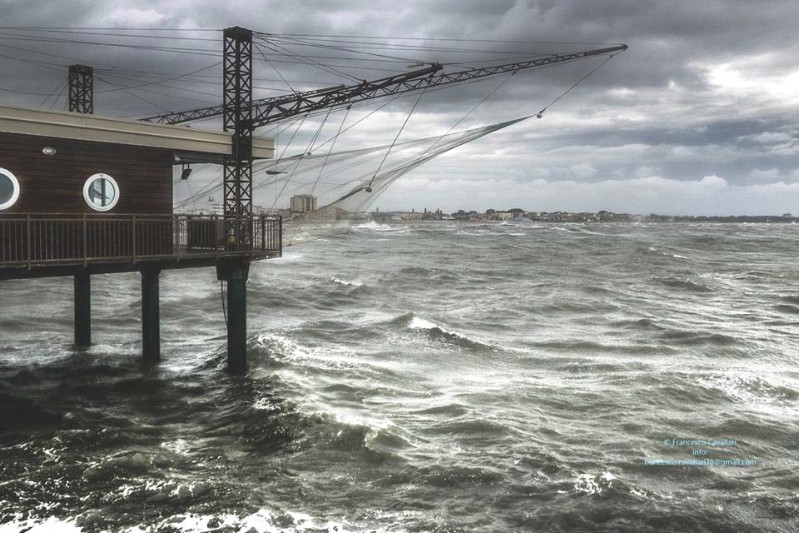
[1,0,798,214]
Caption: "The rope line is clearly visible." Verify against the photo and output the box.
[369,86,427,188]
[254,42,295,92]
[537,54,614,116]
[311,104,352,197]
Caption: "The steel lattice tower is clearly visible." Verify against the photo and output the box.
[222,26,253,249]
[68,64,93,114]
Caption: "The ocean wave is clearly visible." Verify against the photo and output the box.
[610,318,661,330]
[304,411,411,462]
[426,418,513,439]
[0,392,60,428]
[658,329,739,347]
[390,312,495,352]
[773,303,799,315]
[395,265,460,283]
[412,403,472,417]
[656,277,713,293]
[779,295,799,305]
[649,246,689,259]
[0,516,82,533]
[253,332,363,372]
[571,472,620,496]
[746,494,799,526]
[699,373,799,406]
[330,276,364,287]
[353,221,410,234]
[269,250,306,262]
[250,334,296,368]
[418,464,506,488]
[549,226,575,232]
[253,331,405,380]
[554,361,629,374]
[527,339,668,356]
[120,508,358,533]
[536,298,620,314]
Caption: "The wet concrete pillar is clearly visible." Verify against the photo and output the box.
[217,259,249,374]
[74,271,91,346]
[141,267,161,364]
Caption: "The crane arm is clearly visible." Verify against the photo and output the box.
[139,63,442,125]
[140,44,627,127]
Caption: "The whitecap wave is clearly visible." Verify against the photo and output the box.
[0,516,83,533]
[455,230,489,236]
[121,508,358,533]
[353,221,409,233]
[331,276,364,287]
[572,471,617,495]
[408,316,440,331]
[699,372,798,406]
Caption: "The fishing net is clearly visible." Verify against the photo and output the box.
[175,115,530,245]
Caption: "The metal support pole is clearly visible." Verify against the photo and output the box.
[141,267,161,364]
[217,259,249,373]
[222,26,253,250]
[74,271,91,346]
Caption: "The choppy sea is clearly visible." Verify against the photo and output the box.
[1,221,798,532]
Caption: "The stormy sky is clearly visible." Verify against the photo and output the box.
[1,0,798,215]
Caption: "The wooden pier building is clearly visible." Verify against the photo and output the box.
[0,106,280,370]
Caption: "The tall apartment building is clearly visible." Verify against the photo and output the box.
[290,194,317,213]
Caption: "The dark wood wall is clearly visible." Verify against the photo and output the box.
[0,132,173,214]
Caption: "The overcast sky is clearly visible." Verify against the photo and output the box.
[2,0,798,215]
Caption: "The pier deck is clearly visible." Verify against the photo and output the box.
[0,213,281,279]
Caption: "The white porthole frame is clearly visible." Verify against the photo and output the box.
[83,173,120,212]
[0,167,20,211]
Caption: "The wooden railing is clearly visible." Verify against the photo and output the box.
[0,214,282,268]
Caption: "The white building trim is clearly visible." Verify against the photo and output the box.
[0,104,273,159]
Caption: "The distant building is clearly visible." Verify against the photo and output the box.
[254,205,285,217]
[290,194,317,213]
[206,196,224,215]
[305,205,350,220]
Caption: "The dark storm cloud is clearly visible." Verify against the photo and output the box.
[0,0,103,27]
[1,0,798,213]
[412,0,797,94]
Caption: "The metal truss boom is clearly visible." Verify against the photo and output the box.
[141,63,441,125]
[140,44,627,127]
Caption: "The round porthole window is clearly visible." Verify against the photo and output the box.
[0,167,20,211]
[83,173,120,212]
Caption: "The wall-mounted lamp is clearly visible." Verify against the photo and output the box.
[181,163,192,180]
[42,146,57,156]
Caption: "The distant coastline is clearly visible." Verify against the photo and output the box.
[371,209,799,224]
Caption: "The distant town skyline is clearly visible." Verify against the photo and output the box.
[370,206,796,222]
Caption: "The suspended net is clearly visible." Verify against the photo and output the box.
[170,39,624,247]
[175,115,531,246]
